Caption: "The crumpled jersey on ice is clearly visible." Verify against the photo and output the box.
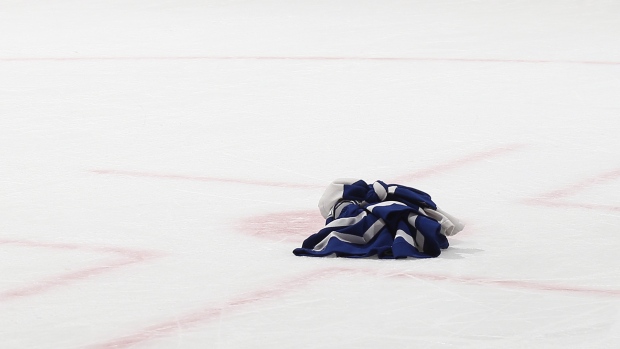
[293,178,464,259]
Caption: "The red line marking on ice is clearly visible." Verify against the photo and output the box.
[237,209,325,242]
[86,143,524,345]
[0,239,158,258]
[523,168,620,213]
[86,266,620,348]
[0,239,163,302]
[391,143,525,183]
[85,267,347,349]
[2,55,620,66]
[363,269,620,298]
[538,168,620,200]
[90,169,323,189]
[524,199,620,213]
[93,144,525,195]
[236,144,523,242]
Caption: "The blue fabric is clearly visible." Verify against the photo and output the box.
[293,180,452,259]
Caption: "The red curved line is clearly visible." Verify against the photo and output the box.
[0,239,164,302]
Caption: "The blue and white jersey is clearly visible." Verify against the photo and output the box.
[293,179,464,259]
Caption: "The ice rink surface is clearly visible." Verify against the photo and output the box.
[1,0,620,347]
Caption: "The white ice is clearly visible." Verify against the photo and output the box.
[1,1,620,348]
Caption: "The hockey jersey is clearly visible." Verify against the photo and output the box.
[293,178,464,259]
